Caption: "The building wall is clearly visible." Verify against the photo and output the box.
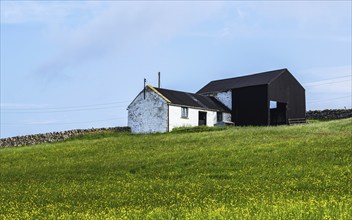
[232,85,269,126]
[223,112,232,122]
[268,71,306,122]
[128,88,168,133]
[168,105,220,131]
[214,90,232,110]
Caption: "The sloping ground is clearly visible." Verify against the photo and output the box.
[0,119,351,219]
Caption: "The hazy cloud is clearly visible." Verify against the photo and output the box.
[0,1,105,24]
[26,2,225,79]
[216,1,351,40]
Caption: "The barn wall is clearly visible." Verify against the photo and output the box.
[269,71,306,121]
[232,85,269,126]
[214,90,232,110]
[168,105,218,131]
[128,89,168,133]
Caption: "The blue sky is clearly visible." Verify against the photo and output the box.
[1,1,351,138]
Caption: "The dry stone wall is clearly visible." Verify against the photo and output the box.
[0,127,130,148]
[1,109,351,148]
[306,109,352,120]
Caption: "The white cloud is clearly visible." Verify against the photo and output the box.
[212,1,351,41]
[1,1,51,23]
[245,1,351,27]
[28,1,225,78]
[0,1,105,24]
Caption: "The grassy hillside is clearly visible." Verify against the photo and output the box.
[1,119,351,219]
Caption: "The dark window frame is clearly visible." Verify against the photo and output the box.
[181,107,189,118]
[217,112,223,122]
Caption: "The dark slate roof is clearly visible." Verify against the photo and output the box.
[197,69,287,94]
[153,87,230,112]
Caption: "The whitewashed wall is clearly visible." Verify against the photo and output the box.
[207,111,218,126]
[128,89,168,133]
[168,105,219,131]
[168,105,196,130]
[214,90,232,110]
[223,112,232,122]
[128,88,233,133]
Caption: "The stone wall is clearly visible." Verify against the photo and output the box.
[2,109,351,148]
[0,127,130,148]
[128,87,168,133]
[306,109,352,120]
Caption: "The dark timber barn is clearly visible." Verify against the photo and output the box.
[197,69,306,126]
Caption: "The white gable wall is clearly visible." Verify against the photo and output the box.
[168,105,220,131]
[128,89,168,133]
[214,90,232,110]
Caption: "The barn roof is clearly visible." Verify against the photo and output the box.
[151,86,230,112]
[197,68,288,94]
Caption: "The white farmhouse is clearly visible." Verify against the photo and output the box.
[127,85,231,133]
[127,68,306,133]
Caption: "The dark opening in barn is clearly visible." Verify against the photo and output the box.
[270,101,287,125]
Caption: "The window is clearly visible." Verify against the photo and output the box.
[270,101,277,109]
[181,107,188,118]
[217,112,223,122]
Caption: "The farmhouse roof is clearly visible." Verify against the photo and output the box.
[197,68,288,94]
[151,86,230,112]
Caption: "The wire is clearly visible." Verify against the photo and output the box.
[1,75,350,115]
[308,95,351,104]
[1,100,130,111]
[1,117,126,126]
[303,75,351,85]
[1,104,128,113]
[305,80,351,88]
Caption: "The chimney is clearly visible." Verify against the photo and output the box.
[158,72,160,88]
[144,78,146,99]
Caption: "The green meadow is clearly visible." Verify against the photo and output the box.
[1,119,351,219]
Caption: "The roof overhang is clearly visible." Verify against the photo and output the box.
[147,85,171,103]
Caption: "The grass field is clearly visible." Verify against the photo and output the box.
[1,119,351,219]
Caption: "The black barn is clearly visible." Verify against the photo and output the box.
[197,69,306,126]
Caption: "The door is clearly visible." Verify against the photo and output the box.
[270,102,287,125]
[198,111,207,126]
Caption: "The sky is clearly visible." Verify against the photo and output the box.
[1,1,351,138]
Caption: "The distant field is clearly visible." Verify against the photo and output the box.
[1,119,351,219]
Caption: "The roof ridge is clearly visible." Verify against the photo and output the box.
[147,85,171,103]
[209,68,288,83]
[154,87,230,112]
[197,68,289,94]
[156,87,210,98]
[267,68,287,84]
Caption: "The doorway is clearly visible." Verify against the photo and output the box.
[198,111,207,126]
[270,101,287,125]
